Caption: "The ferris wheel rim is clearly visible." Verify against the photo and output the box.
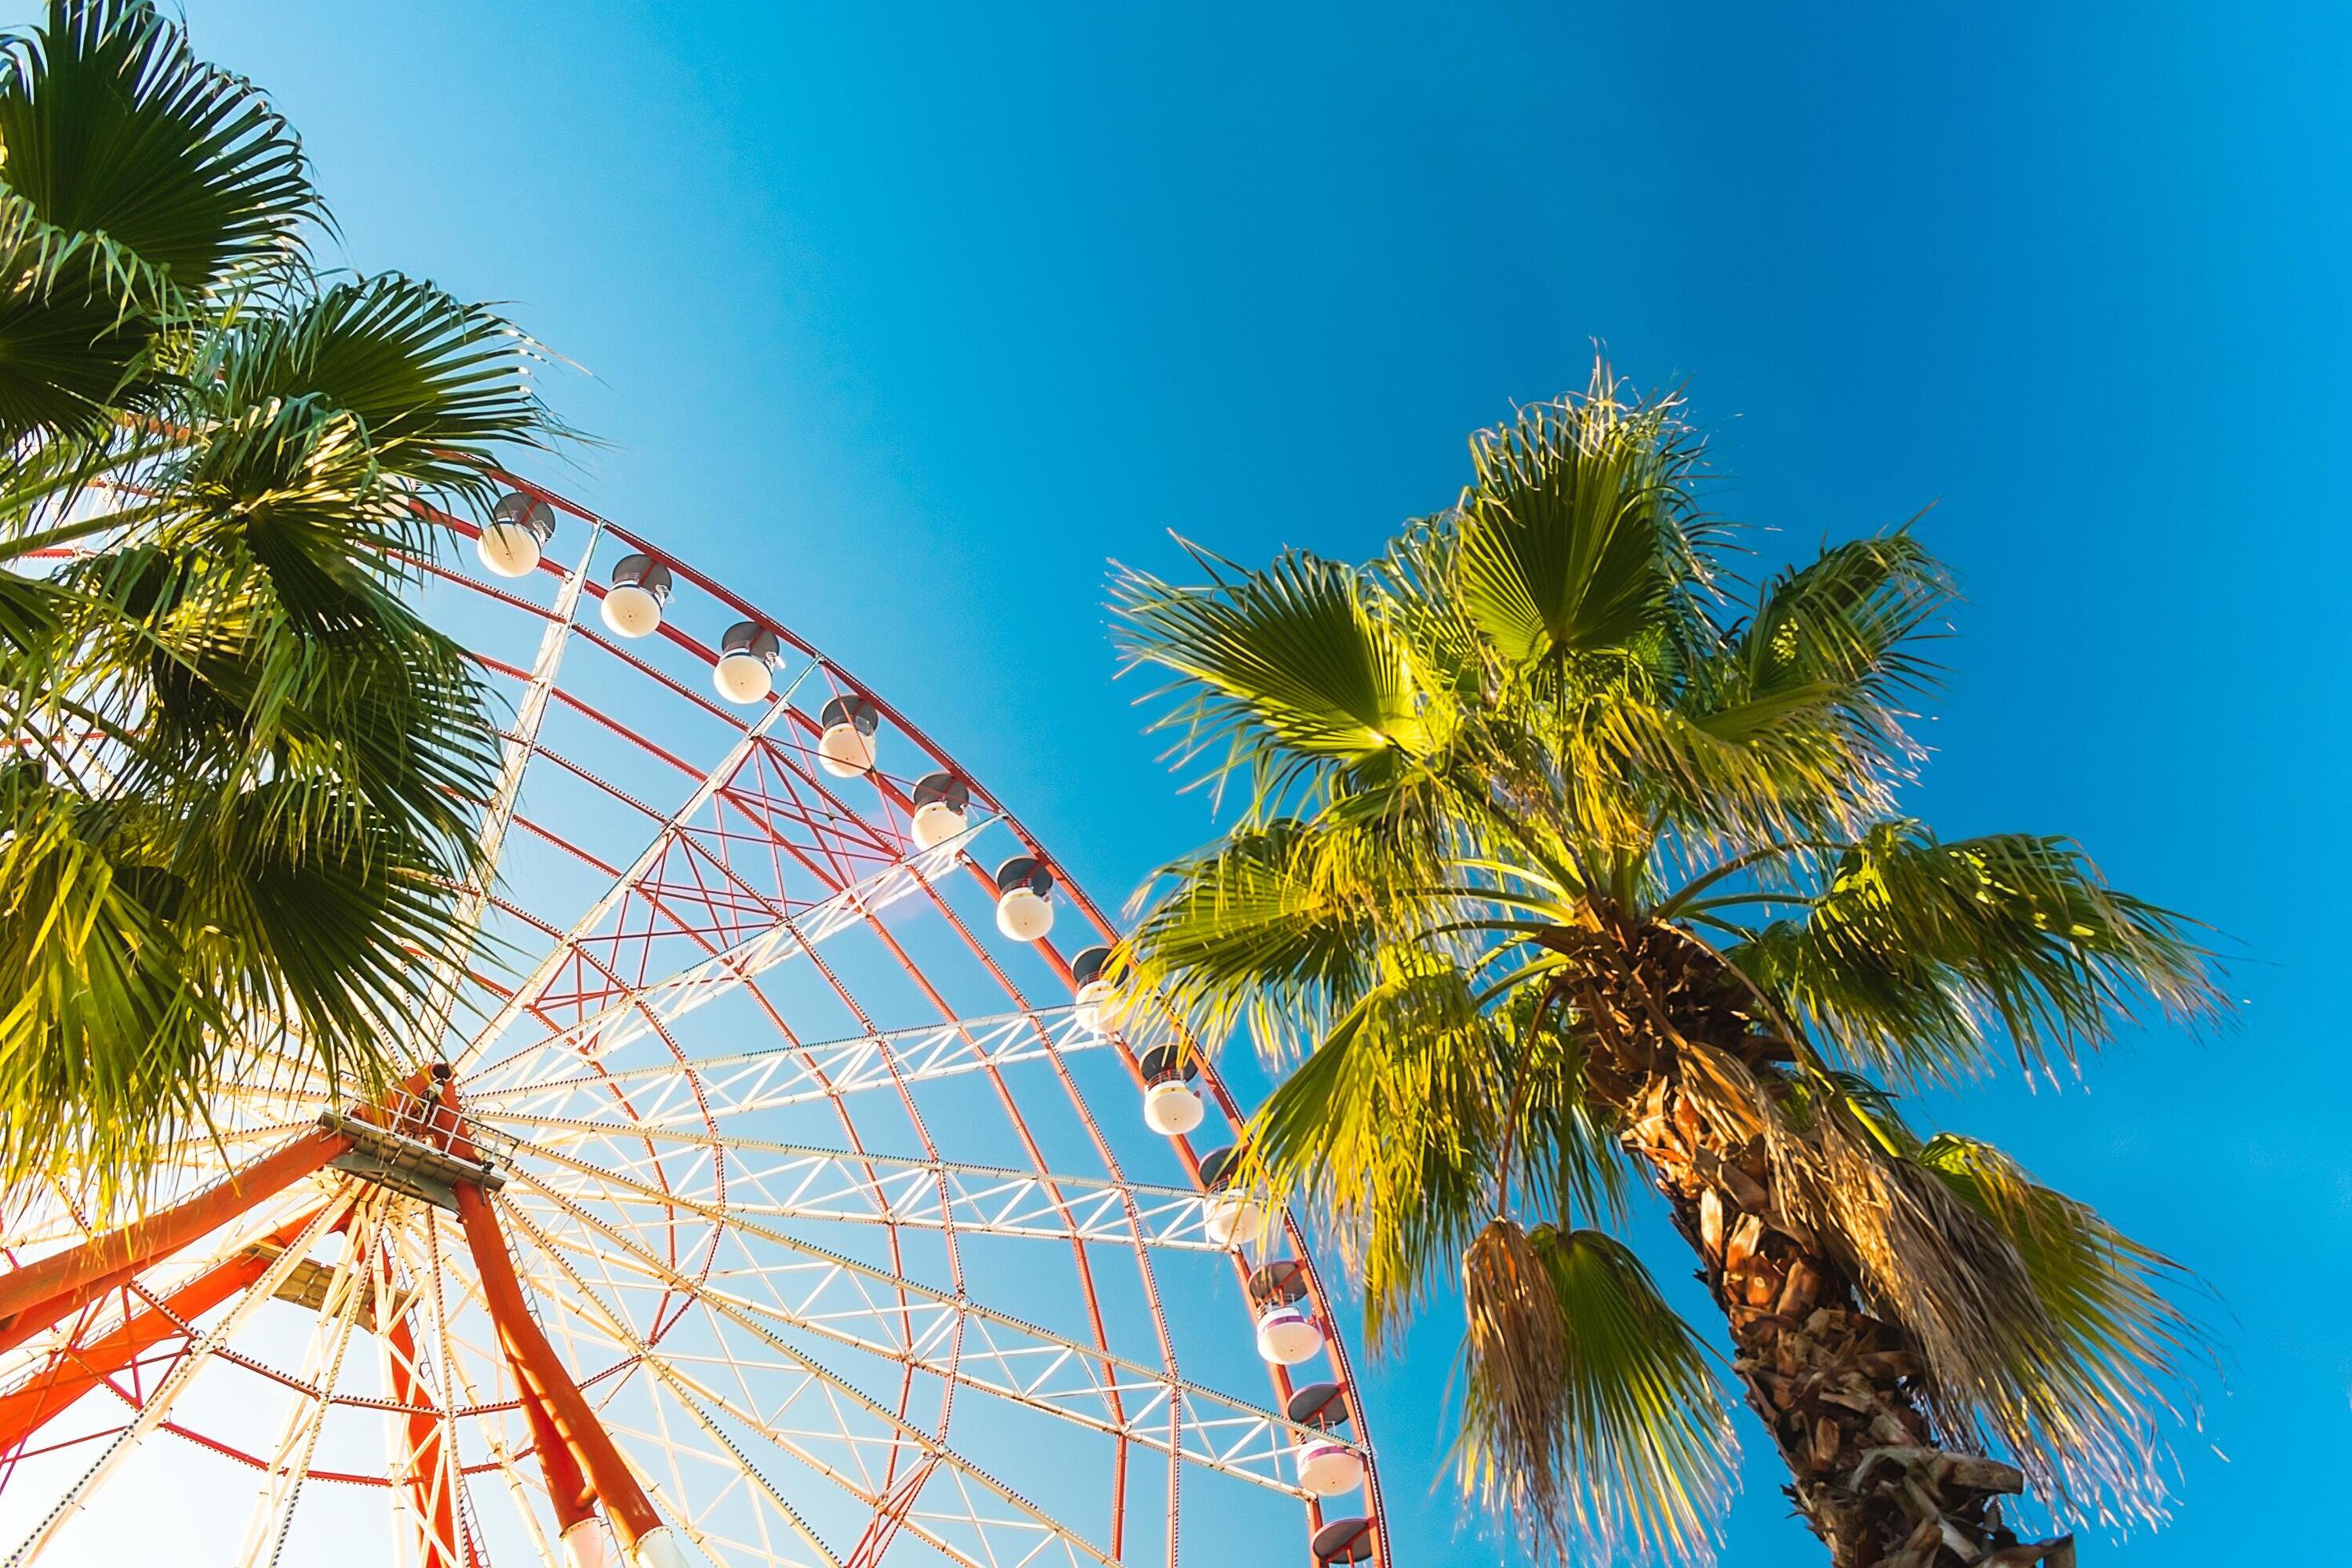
[0,469,1391,1568]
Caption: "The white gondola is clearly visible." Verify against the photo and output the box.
[1255,1302,1323,1365]
[1198,1146,1275,1247]
[1251,1262,1324,1365]
[1202,1192,1272,1247]
[817,694,880,778]
[600,554,674,637]
[909,771,970,850]
[1297,1436,1363,1497]
[1137,1043,1203,1136]
[1287,1383,1366,1497]
[1069,945,1124,1033]
[714,621,782,703]
[478,490,556,577]
[993,856,1054,941]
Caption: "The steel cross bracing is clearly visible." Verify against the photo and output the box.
[0,478,1387,1568]
[458,686,806,1072]
[470,1126,1226,1254]
[499,1149,1352,1498]
[464,829,990,1082]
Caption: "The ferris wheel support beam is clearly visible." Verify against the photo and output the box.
[0,1208,322,1454]
[442,1077,677,1568]
[456,1176,657,1566]
[382,1306,478,1568]
[0,1126,353,1355]
[2,1193,356,1568]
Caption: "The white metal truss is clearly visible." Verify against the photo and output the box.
[467,1008,1118,1126]
[0,485,1383,1568]
[499,1150,1342,1498]
[474,1126,1224,1254]
[458,682,814,1072]
[465,829,990,1086]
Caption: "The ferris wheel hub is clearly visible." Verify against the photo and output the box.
[316,1109,505,1214]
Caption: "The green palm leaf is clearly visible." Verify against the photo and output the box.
[0,0,314,439]
[1113,546,1435,801]
[1119,364,2224,1562]
[198,273,562,502]
[0,0,313,298]
[1731,822,2222,1083]
[1454,366,1713,668]
[1911,1133,2201,1523]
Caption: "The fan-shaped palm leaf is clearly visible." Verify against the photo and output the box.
[1454,366,1714,668]
[1730,822,2221,1085]
[1113,546,1437,805]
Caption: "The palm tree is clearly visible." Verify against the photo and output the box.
[1112,366,2220,1568]
[0,0,560,1203]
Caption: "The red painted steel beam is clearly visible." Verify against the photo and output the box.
[383,1309,484,1568]
[0,1126,352,1355]
[0,1210,321,1453]
[439,1075,664,1559]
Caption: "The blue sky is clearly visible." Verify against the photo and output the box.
[123,2,2350,1560]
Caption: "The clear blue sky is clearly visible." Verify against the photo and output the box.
[126,2,2352,1559]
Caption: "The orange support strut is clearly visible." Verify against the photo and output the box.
[0,1126,353,1355]
[438,1073,665,1558]
[0,1209,322,1452]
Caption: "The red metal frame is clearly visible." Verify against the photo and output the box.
[438,1073,662,1555]
[0,1209,320,1454]
[0,478,1388,1568]
[467,474,1390,1566]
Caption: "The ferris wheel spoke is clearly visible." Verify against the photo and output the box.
[466,1007,1110,1127]
[458,690,806,1071]
[484,1122,1220,1254]
[415,521,607,1069]
[400,1218,563,1568]
[496,1207,843,1568]
[231,1216,376,1568]
[499,1194,1123,1568]
[462,830,986,1089]
[500,1160,1328,1500]
[369,1224,486,1568]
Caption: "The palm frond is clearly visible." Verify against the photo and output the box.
[1252,958,1504,1342]
[1913,1133,2202,1526]
[197,273,563,506]
[1750,1079,2198,1533]
[0,0,315,439]
[1111,545,1438,807]
[1458,1219,1734,1565]
[1454,363,1716,668]
[1122,818,1395,1058]
[1666,530,1950,834]
[0,0,314,300]
[0,774,221,1198]
[1730,821,2225,1084]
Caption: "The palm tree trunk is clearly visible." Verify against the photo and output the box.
[1573,926,2077,1568]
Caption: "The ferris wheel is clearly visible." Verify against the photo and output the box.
[0,479,1390,1568]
